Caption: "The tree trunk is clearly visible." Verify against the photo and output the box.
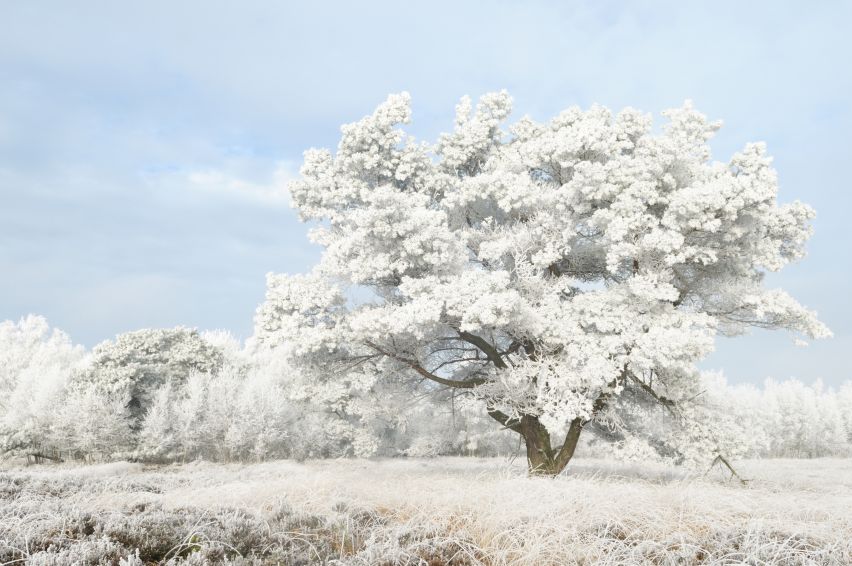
[522,415,554,475]
[521,415,585,476]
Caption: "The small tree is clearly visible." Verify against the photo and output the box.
[256,92,830,475]
[137,382,180,461]
[0,316,85,458]
[54,382,135,461]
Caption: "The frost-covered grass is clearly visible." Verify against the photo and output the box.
[1,457,851,565]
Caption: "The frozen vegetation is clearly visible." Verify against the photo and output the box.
[1,457,851,565]
[0,93,847,564]
[2,316,851,470]
[2,94,840,477]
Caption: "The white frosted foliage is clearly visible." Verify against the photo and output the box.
[256,91,829,471]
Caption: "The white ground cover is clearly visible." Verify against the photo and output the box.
[1,457,850,565]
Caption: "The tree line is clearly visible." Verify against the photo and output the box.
[1,315,849,465]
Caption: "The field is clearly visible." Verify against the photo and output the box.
[1,457,851,565]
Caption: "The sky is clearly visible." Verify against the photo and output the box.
[1,1,849,385]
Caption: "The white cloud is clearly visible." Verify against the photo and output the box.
[185,161,295,206]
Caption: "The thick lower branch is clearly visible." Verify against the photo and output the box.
[628,373,676,410]
[364,341,487,389]
[552,418,584,473]
[457,331,508,369]
[486,408,523,434]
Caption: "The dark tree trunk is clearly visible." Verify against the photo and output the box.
[521,415,554,475]
[520,415,585,476]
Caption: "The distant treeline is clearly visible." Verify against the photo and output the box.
[1,316,850,464]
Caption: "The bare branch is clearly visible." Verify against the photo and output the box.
[486,408,523,434]
[364,341,487,389]
[627,372,678,415]
[457,331,508,369]
[430,357,487,373]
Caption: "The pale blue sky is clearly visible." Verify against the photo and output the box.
[1,1,849,385]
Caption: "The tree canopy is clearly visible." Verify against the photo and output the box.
[256,91,829,475]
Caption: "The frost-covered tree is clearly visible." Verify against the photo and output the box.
[257,91,830,475]
[578,371,764,467]
[53,382,135,461]
[0,316,85,457]
[137,335,322,462]
[399,392,519,457]
[761,378,847,457]
[137,382,180,461]
[839,383,852,444]
[243,344,391,459]
[75,327,225,425]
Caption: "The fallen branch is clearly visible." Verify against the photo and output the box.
[27,452,65,464]
[706,454,748,485]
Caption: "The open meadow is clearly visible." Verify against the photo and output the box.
[2,457,851,565]
[4,2,852,566]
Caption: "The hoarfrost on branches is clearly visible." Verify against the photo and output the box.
[257,91,830,475]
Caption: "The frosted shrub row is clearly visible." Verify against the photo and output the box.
[1,315,850,464]
[0,316,515,463]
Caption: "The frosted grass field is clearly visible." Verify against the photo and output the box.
[1,458,851,565]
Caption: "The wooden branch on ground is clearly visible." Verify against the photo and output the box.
[28,452,65,464]
[707,454,749,485]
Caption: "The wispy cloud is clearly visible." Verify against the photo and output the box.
[184,161,295,206]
